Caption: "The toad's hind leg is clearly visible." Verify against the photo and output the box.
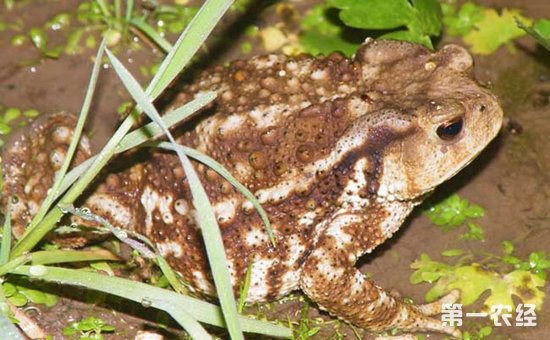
[299,212,461,337]
[2,112,92,238]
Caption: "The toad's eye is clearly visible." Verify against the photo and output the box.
[436,116,463,141]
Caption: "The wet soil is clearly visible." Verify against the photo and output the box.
[0,0,549,339]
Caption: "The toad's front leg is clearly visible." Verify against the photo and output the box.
[299,212,461,337]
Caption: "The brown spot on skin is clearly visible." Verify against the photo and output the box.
[260,77,277,90]
[294,129,307,142]
[205,169,218,182]
[234,70,246,82]
[260,127,277,145]
[273,161,287,176]
[296,144,314,163]
[30,183,46,200]
[219,182,232,194]
[249,151,267,169]
[174,166,185,179]
[237,140,254,152]
[35,152,48,163]
[305,199,316,210]
[106,174,120,188]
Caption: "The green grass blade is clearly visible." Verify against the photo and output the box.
[0,314,24,340]
[11,0,232,257]
[147,0,234,99]
[24,39,106,237]
[30,249,118,265]
[96,0,112,19]
[238,259,253,313]
[10,265,292,338]
[117,92,216,152]
[156,142,274,245]
[106,48,243,340]
[0,255,30,277]
[0,200,11,265]
[125,0,134,23]
[130,18,173,53]
[166,308,212,339]
[156,256,189,295]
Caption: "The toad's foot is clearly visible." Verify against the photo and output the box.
[300,212,462,338]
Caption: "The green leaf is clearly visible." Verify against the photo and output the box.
[18,286,57,307]
[518,19,550,51]
[130,18,173,53]
[463,8,531,55]
[2,283,16,297]
[424,194,484,230]
[3,108,21,124]
[380,29,432,48]
[148,0,234,100]
[156,255,188,295]
[502,240,514,255]
[328,0,412,29]
[421,263,545,311]
[300,4,359,56]
[411,0,443,36]
[327,0,442,48]
[442,2,485,36]
[465,204,484,218]
[28,27,47,50]
[30,249,118,265]
[1,199,11,265]
[7,292,27,307]
[460,222,484,241]
[409,253,451,284]
[238,259,253,313]
[441,249,465,257]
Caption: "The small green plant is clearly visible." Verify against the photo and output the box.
[410,242,547,313]
[460,222,484,241]
[442,2,532,54]
[63,316,115,340]
[300,3,362,57]
[501,241,550,280]
[292,301,321,339]
[1,280,57,308]
[6,1,199,58]
[300,0,443,56]
[423,194,484,231]
[0,106,41,147]
[327,0,442,48]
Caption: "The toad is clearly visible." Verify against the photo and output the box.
[2,39,503,337]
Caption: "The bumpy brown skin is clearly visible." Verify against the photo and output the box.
[2,40,503,337]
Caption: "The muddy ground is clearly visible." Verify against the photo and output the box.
[0,0,549,339]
